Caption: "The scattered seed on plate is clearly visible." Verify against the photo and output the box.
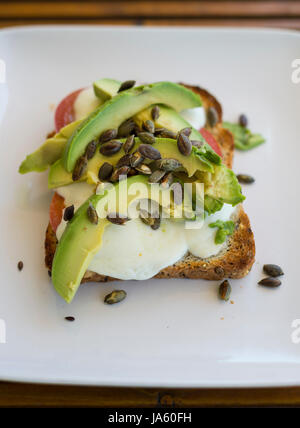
[219,280,231,301]
[118,119,136,138]
[87,203,98,225]
[116,154,132,168]
[151,105,160,121]
[99,140,122,156]
[207,106,218,127]
[258,277,281,287]
[237,174,255,184]
[99,128,118,143]
[138,144,161,160]
[104,289,127,304]
[155,128,177,139]
[85,140,97,160]
[65,316,75,322]
[118,80,136,92]
[239,114,248,128]
[263,264,284,277]
[98,162,114,180]
[177,132,192,156]
[123,135,135,154]
[17,261,23,271]
[138,132,156,145]
[72,155,88,181]
[63,205,74,221]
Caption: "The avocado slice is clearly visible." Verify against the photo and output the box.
[52,175,170,302]
[19,119,82,174]
[63,82,202,172]
[48,137,215,188]
[93,78,120,101]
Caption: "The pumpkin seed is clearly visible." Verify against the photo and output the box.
[72,155,88,181]
[85,140,97,159]
[138,132,156,145]
[239,114,248,128]
[118,119,136,137]
[116,154,132,168]
[63,205,74,221]
[155,128,177,139]
[237,174,255,184]
[151,217,161,230]
[148,169,166,183]
[99,128,118,143]
[258,277,281,287]
[130,151,144,167]
[18,261,23,271]
[155,158,182,172]
[99,140,122,156]
[118,80,136,92]
[143,120,155,134]
[207,106,218,127]
[104,289,127,304]
[139,209,156,227]
[180,127,192,137]
[177,133,192,156]
[87,203,98,225]
[171,182,183,205]
[106,213,130,225]
[123,135,135,154]
[138,144,161,160]
[110,166,130,182]
[135,164,152,175]
[65,316,75,322]
[98,162,113,180]
[151,105,160,121]
[160,172,174,188]
[191,140,204,148]
[219,280,231,301]
[263,264,284,277]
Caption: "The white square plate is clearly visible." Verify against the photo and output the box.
[0,26,300,387]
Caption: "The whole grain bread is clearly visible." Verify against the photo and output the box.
[45,84,255,282]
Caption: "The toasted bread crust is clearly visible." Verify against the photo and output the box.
[45,84,255,282]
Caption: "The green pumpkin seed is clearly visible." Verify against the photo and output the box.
[107,213,130,225]
[219,280,231,301]
[138,132,156,145]
[98,162,113,180]
[155,158,182,172]
[138,144,161,160]
[139,209,156,227]
[100,140,122,156]
[87,203,98,225]
[116,154,132,168]
[180,127,192,137]
[239,114,248,128]
[99,128,118,143]
[118,119,136,138]
[160,172,174,188]
[123,135,135,154]
[263,264,284,277]
[110,166,130,182]
[63,205,74,221]
[148,169,166,183]
[237,174,255,184]
[135,164,152,175]
[155,128,177,139]
[85,140,97,160]
[104,289,127,304]
[207,106,219,127]
[151,105,160,121]
[177,133,192,156]
[130,151,144,168]
[143,120,155,134]
[72,155,88,181]
[118,80,136,92]
[258,277,281,287]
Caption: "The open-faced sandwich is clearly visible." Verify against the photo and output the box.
[19,79,255,303]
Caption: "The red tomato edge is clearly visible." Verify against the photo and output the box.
[54,88,83,132]
[49,192,65,232]
[199,127,223,158]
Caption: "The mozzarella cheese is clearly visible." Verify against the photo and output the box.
[56,184,236,280]
[180,107,206,130]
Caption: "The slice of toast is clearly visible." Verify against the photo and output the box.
[45,85,255,282]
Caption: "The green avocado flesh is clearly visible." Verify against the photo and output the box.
[93,78,120,101]
[223,121,265,151]
[52,175,165,302]
[19,120,81,174]
[63,82,202,172]
[49,137,215,188]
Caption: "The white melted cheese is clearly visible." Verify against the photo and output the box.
[55,184,236,281]
[74,87,101,120]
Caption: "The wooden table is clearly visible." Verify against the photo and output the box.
[1,0,300,408]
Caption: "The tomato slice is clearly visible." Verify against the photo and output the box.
[49,192,65,232]
[54,88,83,132]
[200,127,223,158]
